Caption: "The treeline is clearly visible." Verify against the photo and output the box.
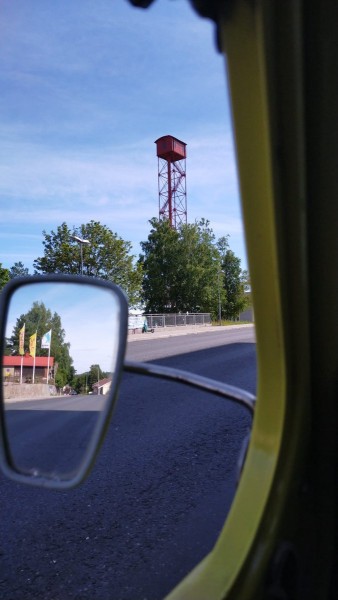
[1,218,249,321]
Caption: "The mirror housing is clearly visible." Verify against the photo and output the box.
[0,275,128,489]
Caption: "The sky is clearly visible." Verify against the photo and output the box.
[0,0,246,276]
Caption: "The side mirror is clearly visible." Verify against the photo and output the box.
[0,275,128,489]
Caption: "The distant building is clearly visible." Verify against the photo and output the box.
[3,354,55,383]
[92,378,112,395]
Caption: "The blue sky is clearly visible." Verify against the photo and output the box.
[0,0,246,274]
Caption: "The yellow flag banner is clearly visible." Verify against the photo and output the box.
[29,332,37,358]
[19,324,25,356]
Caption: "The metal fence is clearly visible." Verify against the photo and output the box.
[145,313,211,328]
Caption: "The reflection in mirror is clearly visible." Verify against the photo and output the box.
[2,280,125,483]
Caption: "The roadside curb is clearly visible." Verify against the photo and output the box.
[127,323,253,342]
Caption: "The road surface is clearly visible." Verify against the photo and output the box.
[0,326,256,600]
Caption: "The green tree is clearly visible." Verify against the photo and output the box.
[140,218,225,315]
[139,218,180,312]
[71,372,88,394]
[176,219,223,313]
[7,302,74,388]
[217,237,248,319]
[87,364,106,389]
[72,364,108,394]
[241,269,251,292]
[9,261,30,279]
[33,221,142,306]
[0,263,10,291]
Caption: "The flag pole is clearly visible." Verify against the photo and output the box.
[19,323,25,384]
[47,345,50,383]
[32,330,38,383]
[42,329,52,383]
[32,338,36,384]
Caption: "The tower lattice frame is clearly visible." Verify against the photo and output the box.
[155,135,187,229]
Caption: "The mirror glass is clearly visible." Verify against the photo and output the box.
[2,280,124,482]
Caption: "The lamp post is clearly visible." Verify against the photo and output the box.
[218,270,224,326]
[71,235,90,275]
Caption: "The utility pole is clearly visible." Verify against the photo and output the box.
[71,235,90,275]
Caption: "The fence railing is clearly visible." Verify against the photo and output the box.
[145,313,211,328]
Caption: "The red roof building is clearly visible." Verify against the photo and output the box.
[3,354,55,383]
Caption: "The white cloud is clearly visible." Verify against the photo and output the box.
[0,0,247,272]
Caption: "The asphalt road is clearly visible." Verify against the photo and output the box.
[5,396,104,479]
[0,326,256,600]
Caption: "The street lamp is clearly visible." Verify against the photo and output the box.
[218,270,224,326]
[71,235,90,275]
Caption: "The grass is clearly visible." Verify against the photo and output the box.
[211,319,252,326]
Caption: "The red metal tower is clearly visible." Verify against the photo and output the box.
[155,135,187,229]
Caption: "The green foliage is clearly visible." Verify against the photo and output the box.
[33,221,142,306]
[9,262,30,279]
[241,269,251,294]
[72,364,108,393]
[71,372,87,394]
[0,261,30,293]
[0,263,10,291]
[139,218,225,316]
[139,218,180,312]
[88,364,107,388]
[211,319,246,326]
[217,238,249,319]
[0,261,29,290]
[7,301,74,387]
[176,219,223,314]
[140,218,248,319]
